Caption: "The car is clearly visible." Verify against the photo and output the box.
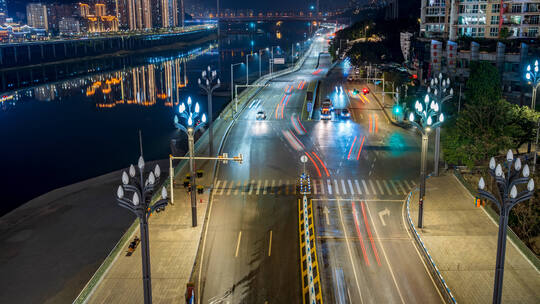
[347,76,354,82]
[340,108,350,118]
[256,111,266,120]
[322,98,333,110]
[362,87,370,95]
[320,108,332,120]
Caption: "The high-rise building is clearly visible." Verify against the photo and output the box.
[158,0,177,28]
[420,0,540,40]
[59,17,81,34]
[126,0,152,30]
[0,0,8,24]
[27,3,49,31]
[79,3,91,18]
[95,3,107,16]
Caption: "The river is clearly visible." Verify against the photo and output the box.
[0,21,313,216]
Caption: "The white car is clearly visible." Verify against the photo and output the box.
[256,111,266,120]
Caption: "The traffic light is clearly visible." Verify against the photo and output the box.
[393,104,402,114]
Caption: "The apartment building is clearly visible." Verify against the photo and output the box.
[420,0,540,40]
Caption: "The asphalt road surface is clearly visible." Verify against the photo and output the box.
[196,27,444,304]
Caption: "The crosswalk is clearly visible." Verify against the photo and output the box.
[212,178,417,197]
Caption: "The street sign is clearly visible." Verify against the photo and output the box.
[274,58,285,64]
[300,155,308,163]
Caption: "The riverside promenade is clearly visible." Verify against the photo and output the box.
[75,41,316,304]
[408,174,540,303]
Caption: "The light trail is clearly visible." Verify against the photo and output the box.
[312,152,330,177]
[352,201,370,266]
[361,201,381,266]
[347,136,357,160]
[356,136,365,160]
[305,152,321,177]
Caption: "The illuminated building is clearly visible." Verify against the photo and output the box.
[95,3,107,16]
[161,0,178,28]
[86,15,119,32]
[59,17,81,34]
[0,0,8,23]
[26,3,49,31]
[420,0,540,40]
[79,3,90,18]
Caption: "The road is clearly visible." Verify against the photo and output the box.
[196,28,443,304]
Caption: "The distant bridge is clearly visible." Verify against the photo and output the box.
[192,14,337,22]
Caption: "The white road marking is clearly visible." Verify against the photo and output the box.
[348,179,355,195]
[383,180,392,195]
[227,182,233,195]
[376,180,384,195]
[389,180,399,195]
[364,202,406,303]
[354,179,362,194]
[256,180,262,195]
[268,230,273,257]
[327,179,332,195]
[362,179,370,195]
[320,180,325,194]
[249,180,255,195]
[341,179,347,195]
[234,181,241,195]
[215,180,222,194]
[369,180,377,194]
[336,197,364,303]
[278,179,282,194]
[395,180,406,194]
[334,179,340,195]
[263,180,269,195]
[243,180,248,194]
[219,181,227,195]
[403,180,412,190]
[235,231,242,257]
[271,179,276,194]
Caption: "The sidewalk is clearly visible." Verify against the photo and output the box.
[408,173,540,303]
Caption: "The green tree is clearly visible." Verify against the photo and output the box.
[507,105,540,153]
[465,61,502,106]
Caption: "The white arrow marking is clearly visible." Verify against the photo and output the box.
[378,208,390,226]
[323,206,330,225]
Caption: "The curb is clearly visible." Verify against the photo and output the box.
[404,189,457,304]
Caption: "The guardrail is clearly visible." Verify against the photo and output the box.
[73,36,317,304]
[404,189,457,304]
[298,196,323,304]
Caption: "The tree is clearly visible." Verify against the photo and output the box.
[465,61,502,106]
[507,105,540,153]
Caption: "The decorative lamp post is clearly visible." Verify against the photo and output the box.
[173,97,207,227]
[477,151,535,304]
[525,60,539,110]
[427,72,453,176]
[408,94,444,228]
[116,157,169,304]
[198,66,220,156]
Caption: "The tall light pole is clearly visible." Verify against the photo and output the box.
[198,66,220,156]
[173,97,207,227]
[408,94,444,228]
[427,73,453,176]
[525,60,539,110]
[246,53,252,85]
[116,158,169,304]
[230,62,244,108]
[477,151,535,304]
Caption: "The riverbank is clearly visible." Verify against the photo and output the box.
[0,159,168,304]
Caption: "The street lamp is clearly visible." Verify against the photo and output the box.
[408,94,444,228]
[427,73,453,176]
[230,62,244,109]
[477,151,535,304]
[198,66,220,156]
[525,60,539,110]
[173,96,207,227]
[116,157,169,304]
